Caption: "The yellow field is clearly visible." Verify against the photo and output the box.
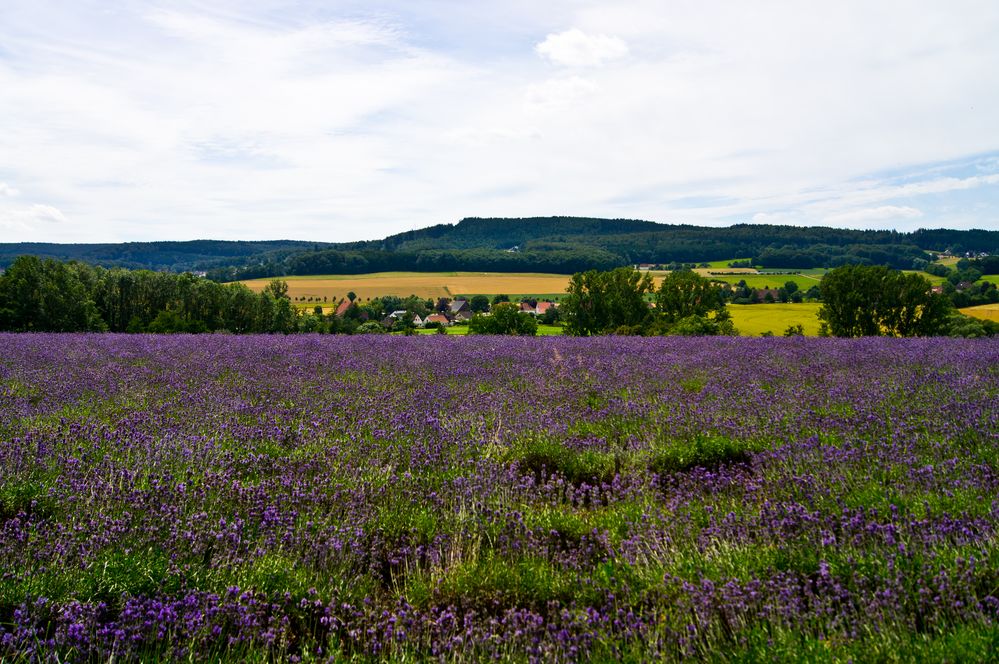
[960,304,999,323]
[728,303,823,336]
[693,267,759,275]
[240,272,574,301]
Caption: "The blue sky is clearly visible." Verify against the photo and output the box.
[1,0,997,243]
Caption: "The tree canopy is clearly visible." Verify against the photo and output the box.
[560,267,733,336]
[468,302,538,336]
[818,265,950,337]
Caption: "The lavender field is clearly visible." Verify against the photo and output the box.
[1,334,998,661]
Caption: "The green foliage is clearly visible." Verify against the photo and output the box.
[356,320,387,334]
[510,438,619,486]
[945,313,999,338]
[469,294,490,313]
[0,256,106,331]
[468,302,537,335]
[818,264,951,337]
[783,323,805,336]
[561,268,734,336]
[649,436,753,475]
[655,270,725,324]
[561,267,654,336]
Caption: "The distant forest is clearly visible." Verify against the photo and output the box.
[2,218,997,279]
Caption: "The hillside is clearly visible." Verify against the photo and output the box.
[2,218,996,278]
[0,240,332,272]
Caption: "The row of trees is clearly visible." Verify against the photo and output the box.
[556,264,997,338]
[0,256,301,334]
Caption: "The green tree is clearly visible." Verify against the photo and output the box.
[470,294,491,313]
[263,279,289,301]
[650,269,732,335]
[0,256,105,331]
[562,268,653,336]
[468,302,537,335]
[818,265,950,337]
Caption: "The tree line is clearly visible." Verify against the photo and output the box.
[2,255,996,337]
[4,219,996,278]
[0,256,302,334]
[553,264,997,338]
[559,268,735,336]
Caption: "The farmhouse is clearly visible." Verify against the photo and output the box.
[424,313,451,326]
[450,299,472,321]
[386,310,423,326]
[535,301,556,316]
[333,299,352,316]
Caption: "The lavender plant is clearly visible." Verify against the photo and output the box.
[0,334,996,661]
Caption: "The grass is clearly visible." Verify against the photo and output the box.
[2,336,996,662]
[701,273,822,290]
[727,303,823,336]
[416,309,824,337]
[701,258,753,269]
[903,269,948,285]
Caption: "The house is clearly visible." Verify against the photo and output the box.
[754,288,780,302]
[449,299,472,320]
[424,313,451,326]
[334,299,353,317]
[535,301,556,316]
[930,285,945,294]
[387,310,423,326]
[519,302,536,313]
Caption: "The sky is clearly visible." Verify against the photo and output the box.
[1,0,998,244]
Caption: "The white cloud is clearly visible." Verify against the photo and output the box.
[525,76,599,110]
[535,28,628,67]
[0,1,997,242]
[0,182,19,197]
[0,204,68,231]
[824,205,923,226]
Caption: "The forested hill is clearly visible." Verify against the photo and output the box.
[2,218,996,278]
[0,240,332,272]
[210,218,999,280]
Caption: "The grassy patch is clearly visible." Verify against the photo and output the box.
[508,438,622,487]
[650,435,755,475]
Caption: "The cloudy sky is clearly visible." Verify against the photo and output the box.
[1,0,997,243]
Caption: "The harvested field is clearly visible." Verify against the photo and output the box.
[240,271,573,301]
[961,303,999,322]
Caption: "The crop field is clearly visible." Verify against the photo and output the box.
[961,303,999,322]
[696,273,822,291]
[1,335,997,661]
[727,303,823,336]
[243,269,959,304]
[240,272,574,302]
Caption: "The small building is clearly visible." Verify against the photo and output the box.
[535,301,556,316]
[387,310,423,326]
[334,299,353,317]
[424,313,451,327]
